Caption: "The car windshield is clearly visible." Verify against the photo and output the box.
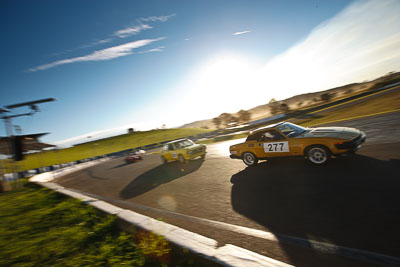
[277,123,307,138]
[175,139,194,149]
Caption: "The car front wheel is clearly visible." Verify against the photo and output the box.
[242,152,258,166]
[161,156,167,164]
[306,145,330,165]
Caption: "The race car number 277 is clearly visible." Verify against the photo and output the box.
[264,141,289,153]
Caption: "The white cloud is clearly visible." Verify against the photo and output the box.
[48,39,114,57]
[139,46,165,53]
[115,24,152,38]
[114,14,175,38]
[79,38,113,49]
[46,14,174,58]
[53,128,125,147]
[53,121,160,148]
[255,0,400,101]
[29,37,165,72]
[139,14,175,22]
[233,30,251,36]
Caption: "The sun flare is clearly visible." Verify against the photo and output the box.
[188,54,262,113]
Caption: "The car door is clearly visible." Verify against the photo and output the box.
[276,125,303,155]
[161,145,170,160]
[168,143,179,161]
[255,129,291,158]
[163,144,176,161]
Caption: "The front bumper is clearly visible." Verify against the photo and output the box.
[335,131,366,151]
[186,146,207,159]
[187,152,206,159]
[230,154,241,159]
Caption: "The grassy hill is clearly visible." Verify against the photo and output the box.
[3,128,212,173]
[181,71,400,129]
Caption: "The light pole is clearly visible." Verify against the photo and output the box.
[0,108,11,190]
[0,98,55,186]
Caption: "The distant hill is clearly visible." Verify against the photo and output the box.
[180,71,400,129]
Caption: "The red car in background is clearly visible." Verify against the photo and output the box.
[125,151,144,163]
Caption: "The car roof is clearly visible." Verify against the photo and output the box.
[165,138,189,145]
[249,121,286,135]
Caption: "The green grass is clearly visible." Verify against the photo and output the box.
[293,86,400,127]
[0,181,200,266]
[4,128,212,173]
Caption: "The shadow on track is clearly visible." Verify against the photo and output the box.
[120,158,204,199]
[110,162,132,169]
[231,154,400,263]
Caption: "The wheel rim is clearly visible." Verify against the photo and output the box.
[308,147,327,164]
[243,153,255,165]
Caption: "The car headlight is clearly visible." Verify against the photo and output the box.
[186,150,193,154]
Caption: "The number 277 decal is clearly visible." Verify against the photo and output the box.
[264,141,290,153]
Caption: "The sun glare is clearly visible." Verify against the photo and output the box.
[188,54,261,114]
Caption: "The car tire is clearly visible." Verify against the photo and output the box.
[306,145,331,165]
[242,152,258,166]
[201,154,206,159]
[179,154,186,164]
[161,156,167,164]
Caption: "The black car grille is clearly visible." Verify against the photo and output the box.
[191,147,204,154]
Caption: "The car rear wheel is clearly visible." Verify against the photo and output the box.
[179,154,186,164]
[242,152,258,166]
[306,145,330,165]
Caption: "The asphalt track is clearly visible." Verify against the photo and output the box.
[56,112,400,267]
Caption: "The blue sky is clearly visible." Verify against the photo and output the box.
[1,0,399,147]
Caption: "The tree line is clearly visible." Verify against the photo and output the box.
[212,109,251,129]
[212,91,339,129]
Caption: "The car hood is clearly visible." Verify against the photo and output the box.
[186,144,204,150]
[301,127,361,140]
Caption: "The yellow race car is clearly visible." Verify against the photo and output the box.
[229,122,366,166]
[160,139,206,164]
